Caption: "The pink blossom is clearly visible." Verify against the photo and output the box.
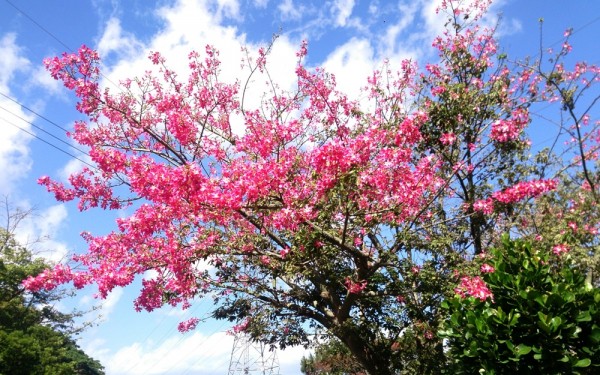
[232,319,250,334]
[480,263,495,273]
[440,132,457,145]
[345,277,367,294]
[260,255,271,266]
[177,317,200,333]
[455,276,493,301]
[552,244,570,256]
[472,198,494,215]
[473,179,558,214]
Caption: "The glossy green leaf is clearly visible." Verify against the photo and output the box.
[515,344,531,356]
[573,358,591,367]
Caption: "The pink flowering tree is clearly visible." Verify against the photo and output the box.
[24,0,599,373]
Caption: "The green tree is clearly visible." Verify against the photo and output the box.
[300,337,366,375]
[0,204,104,375]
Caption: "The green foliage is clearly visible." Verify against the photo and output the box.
[300,337,366,375]
[0,227,104,375]
[515,170,600,284]
[440,236,600,374]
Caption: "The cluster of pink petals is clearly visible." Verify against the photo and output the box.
[552,244,570,256]
[232,319,250,334]
[345,277,368,294]
[440,132,457,145]
[490,109,529,143]
[455,276,494,302]
[177,317,200,333]
[480,263,495,273]
[473,179,558,214]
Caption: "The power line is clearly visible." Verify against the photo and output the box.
[2,0,121,90]
[0,104,89,157]
[3,0,73,52]
[0,91,71,133]
[0,116,95,169]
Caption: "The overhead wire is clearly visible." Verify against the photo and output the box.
[0,115,95,170]
[0,103,90,157]
[0,91,71,133]
[3,0,72,52]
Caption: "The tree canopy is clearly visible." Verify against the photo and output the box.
[0,205,104,375]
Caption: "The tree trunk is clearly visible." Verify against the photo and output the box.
[340,332,393,375]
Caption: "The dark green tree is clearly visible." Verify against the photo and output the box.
[300,337,366,375]
[0,204,104,375]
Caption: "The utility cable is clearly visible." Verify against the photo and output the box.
[0,91,71,133]
[0,104,89,157]
[0,116,95,169]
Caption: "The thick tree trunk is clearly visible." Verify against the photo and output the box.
[340,332,393,375]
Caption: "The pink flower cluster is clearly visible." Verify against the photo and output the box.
[177,317,200,333]
[490,108,529,143]
[552,244,570,256]
[345,277,368,294]
[473,179,558,214]
[440,132,457,145]
[480,263,495,273]
[454,276,493,302]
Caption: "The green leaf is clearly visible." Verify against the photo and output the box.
[574,358,591,368]
[549,316,562,332]
[590,328,600,343]
[509,312,521,326]
[515,344,531,356]
[576,311,591,322]
[534,293,547,307]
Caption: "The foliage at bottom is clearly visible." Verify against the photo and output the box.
[440,236,600,374]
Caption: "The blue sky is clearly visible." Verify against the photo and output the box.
[0,0,598,374]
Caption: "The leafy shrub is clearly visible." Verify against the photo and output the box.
[440,236,600,374]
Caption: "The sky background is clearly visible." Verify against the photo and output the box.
[0,0,599,374]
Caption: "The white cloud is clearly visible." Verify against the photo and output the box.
[28,65,63,96]
[0,33,30,90]
[0,33,34,195]
[101,330,234,375]
[213,0,241,20]
[100,288,124,319]
[89,328,310,375]
[13,203,71,263]
[97,17,145,62]
[420,0,514,42]
[78,287,124,323]
[278,0,302,21]
[322,37,376,100]
[253,0,268,8]
[368,0,379,15]
[331,0,355,27]
[59,152,93,182]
